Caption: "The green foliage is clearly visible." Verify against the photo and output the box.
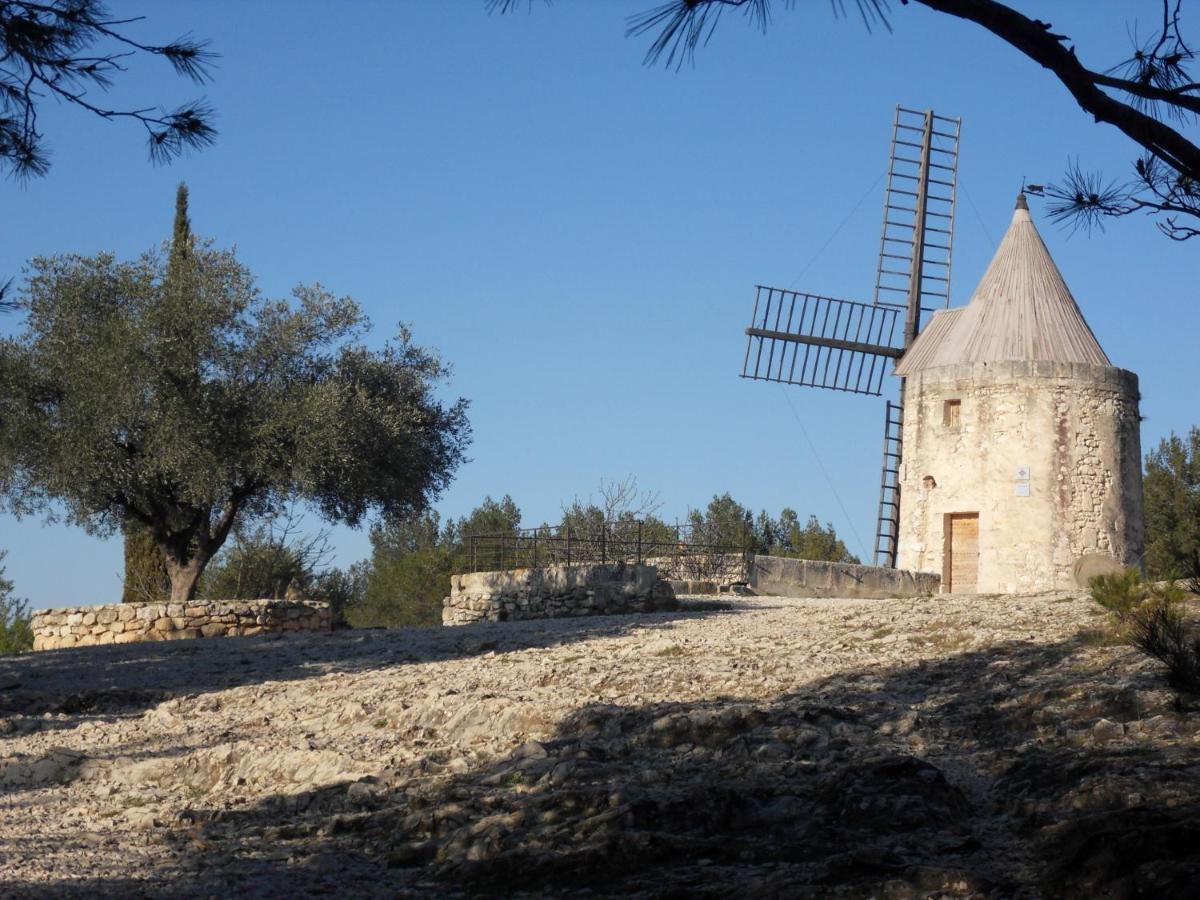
[200,512,368,628]
[353,546,451,629]
[764,510,860,564]
[685,497,859,563]
[1089,568,1147,617]
[0,187,469,603]
[558,498,608,542]
[557,475,675,558]
[440,495,523,573]
[1124,598,1200,693]
[170,184,192,266]
[1143,427,1200,584]
[755,508,789,554]
[0,552,33,655]
[343,482,861,629]
[0,4,216,179]
[345,497,519,629]
[1090,568,1200,692]
[201,529,312,602]
[349,510,457,629]
[687,493,756,550]
[636,515,679,551]
[122,519,170,603]
[456,495,522,550]
[313,562,368,628]
[558,501,674,550]
[346,494,544,628]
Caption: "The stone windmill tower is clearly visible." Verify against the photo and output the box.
[892,193,1144,593]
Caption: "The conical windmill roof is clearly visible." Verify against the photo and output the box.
[894,194,1110,376]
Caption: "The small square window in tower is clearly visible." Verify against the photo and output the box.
[943,399,962,427]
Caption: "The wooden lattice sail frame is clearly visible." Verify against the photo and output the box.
[740,106,961,567]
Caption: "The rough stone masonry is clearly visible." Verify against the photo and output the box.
[443,562,676,625]
[896,361,1142,592]
[31,599,332,650]
[893,196,1144,592]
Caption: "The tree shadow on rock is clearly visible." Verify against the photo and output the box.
[11,633,1200,898]
[0,605,737,726]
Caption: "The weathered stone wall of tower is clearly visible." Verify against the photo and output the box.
[895,361,1142,593]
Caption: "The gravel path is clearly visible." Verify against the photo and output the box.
[2,593,1198,897]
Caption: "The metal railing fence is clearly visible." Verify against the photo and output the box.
[462,520,752,576]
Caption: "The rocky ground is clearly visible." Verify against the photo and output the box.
[1,592,1199,898]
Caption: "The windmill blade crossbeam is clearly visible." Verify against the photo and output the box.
[741,286,903,397]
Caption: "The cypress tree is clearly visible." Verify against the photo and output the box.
[168,182,191,273]
[121,184,191,603]
[121,526,170,603]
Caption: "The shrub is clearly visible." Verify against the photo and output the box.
[121,520,170,603]
[1089,568,1200,693]
[202,536,311,601]
[201,511,333,601]
[1089,568,1146,617]
[0,552,33,655]
[311,563,368,629]
[352,543,451,629]
[199,511,367,628]
[1125,599,1200,692]
[1185,549,1200,597]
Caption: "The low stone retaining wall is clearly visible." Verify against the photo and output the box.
[750,556,940,599]
[644,554,749,588]
[443,563,676,626]
[31,599,332,651]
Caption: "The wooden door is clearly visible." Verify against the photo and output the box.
[944,513,979,593]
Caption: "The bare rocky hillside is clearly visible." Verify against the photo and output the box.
[2,593,1199,898]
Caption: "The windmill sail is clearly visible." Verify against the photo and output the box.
[874,107,960,339]
[873,107,960,567]
[737,105,960,568]
[741,287,903,397]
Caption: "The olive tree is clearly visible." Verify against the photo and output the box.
[0,201,470,603]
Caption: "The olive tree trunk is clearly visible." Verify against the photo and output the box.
[164,555,211,605]
[158,498,243,604]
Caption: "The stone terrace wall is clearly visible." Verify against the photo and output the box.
[443,563,676,626]
[32,599,332,651]
[750,556,940,599]
[644,553,749,589]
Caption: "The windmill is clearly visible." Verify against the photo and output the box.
[740,106,961,567]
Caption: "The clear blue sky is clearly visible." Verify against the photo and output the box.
[2,2,1196,608]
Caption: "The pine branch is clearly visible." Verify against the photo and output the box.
[0,0,217,177]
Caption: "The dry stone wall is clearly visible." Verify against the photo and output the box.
[31,600,332,651]
[644,553,749,589]
[443,563,676,626]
